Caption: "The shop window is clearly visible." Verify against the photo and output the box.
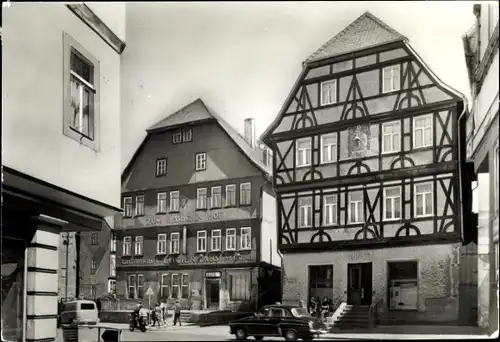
[172,274,180,298]
[181,274,189,298]
[230,274,250,301]
[161,274,170,298]
[308,265,333,302]
[388,261,418,310]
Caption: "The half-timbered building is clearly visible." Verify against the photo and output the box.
[261,12,468,324]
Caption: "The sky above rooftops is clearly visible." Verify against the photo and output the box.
[121,1,481,171]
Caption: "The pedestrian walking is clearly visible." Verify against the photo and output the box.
[173,300,182,326]
[159,300,166,326]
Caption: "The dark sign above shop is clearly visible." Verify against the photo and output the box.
[120,253,253,266]
[205,271,222,278]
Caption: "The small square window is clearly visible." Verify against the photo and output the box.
[183,129,192,142]
[173,131,182,144]
[382,65,401,93]
[156,158,167,176]
[321,80,336,105]
[196,153,207,171]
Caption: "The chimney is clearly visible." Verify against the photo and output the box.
[244,118,256,149]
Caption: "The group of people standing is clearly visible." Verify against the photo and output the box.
[307,296,333,322]
[135,299,183,327]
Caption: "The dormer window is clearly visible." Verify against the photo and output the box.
[382,65,401,93]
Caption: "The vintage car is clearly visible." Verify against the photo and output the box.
[228,305,328,341]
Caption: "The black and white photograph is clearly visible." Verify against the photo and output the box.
[1,1,498,341]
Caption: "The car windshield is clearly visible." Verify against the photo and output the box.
[291,307,310,317]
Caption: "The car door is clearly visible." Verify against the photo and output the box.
[268,308,285,336]
[248,307,271,335]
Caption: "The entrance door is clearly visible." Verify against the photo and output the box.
[206,280,220,309]
[347,263,372,305]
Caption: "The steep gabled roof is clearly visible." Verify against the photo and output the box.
[122,99,271,180]
[304,11,407,64]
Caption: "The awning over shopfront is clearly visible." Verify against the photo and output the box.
[2,166,122,232]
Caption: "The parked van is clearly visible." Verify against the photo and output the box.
[60,300,99,325]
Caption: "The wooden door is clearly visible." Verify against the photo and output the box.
[348,264,362,305]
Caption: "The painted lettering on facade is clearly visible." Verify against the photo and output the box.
[120,253,253,266]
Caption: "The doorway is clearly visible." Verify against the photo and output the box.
[205,279,220,309]
[347,262,372,305]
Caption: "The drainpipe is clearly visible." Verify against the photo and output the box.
[457,97,469,243]
[277,249,284,303]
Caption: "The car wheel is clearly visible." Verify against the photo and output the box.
[235,327,247,340]
[284,330,297,341]
[254,337,264,340]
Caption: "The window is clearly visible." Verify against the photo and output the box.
[123,236,131,256]
[226,228,236,250]
[240,227,251,250]
[64,32,98,147]
[323,194,337,226]
[161,274,170,298]
[173,131,182,144]
[230,274,250,301]
[170,232,180,254]
[298,197,312,228]
[197,231,207,252]
[225,184,236,207]
[413,115,433,148]
[197,188,208,209]
[183,129,192,142]
[349,192,364,223]
[388,261,418,310]
[195,152,207,171]
[382,122,401,153]
[308,265,333,302]
[134,236,143,255]
[415,182,433,217]
[110,231,116,253]
[171,274,180,299]
[181,274,189,298]
[91,258,97,270]
[321,133,337,163]
[123,197,133,217]
[91,233,98,245]
[156,158,167,176]
[240,183,252,205]
[382,65,400,93]
[108,279,116,294]
[211,230,222,251]
[109,254,116,277]
[296,138,312,167]
[384,186,402,220]
[135,195,145,216]
[137,274,144,299]
[128,275,136,299]
[211,186,222,208]
[170,191,180,212]
[321,80,337,105]
[157,192,167,213]
[157,234,167,255]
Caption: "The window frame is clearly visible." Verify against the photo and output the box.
[240,227,251,250]
[211,229,222,251]
[157,233,167,255]
[171,273,180,299]
[135,195,145,216]
[137,274,144,299]
[320,79,337,106]
[323,194,338,226]
[413,114,433,149]
[320,133,337,164]
[197,230,207,252]
[157,192,167,213]
[197,188,208,210]
[211,186,222,209]
[181,274,189,299]
[225,184,236,207]
[298,201,312,228]
[239,182,252,206]
[170,232,180,254]
[382,121,401,154]
[156,158,167,177]
[128,275,136,299]
[122,236,131,256]
[169,191,180,212]
[63,32,100,151]
[382,65,401,93]
[296,138,312,167]
[348,193,364,224]
[91,233,98,245]
[195,152,207,171]
[384,186,402,221]
[134,236,144,256]
[161,274,170,298]
[173,131,182,144]
[226,228,236,251]
[414,182,434,218]
[123,197,133,218]
[230,274,250,301]
[182,129,192,142]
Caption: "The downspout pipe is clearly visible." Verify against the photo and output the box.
[457,96,470,244]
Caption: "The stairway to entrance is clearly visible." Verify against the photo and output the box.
[330,305,371,330]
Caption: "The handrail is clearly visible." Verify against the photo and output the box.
[368,297,383,328]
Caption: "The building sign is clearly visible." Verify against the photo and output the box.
[205,272,221,278]
[120,253,253,266]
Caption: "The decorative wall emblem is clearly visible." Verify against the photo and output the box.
[348,125,371,158]
[180,195,189,209]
